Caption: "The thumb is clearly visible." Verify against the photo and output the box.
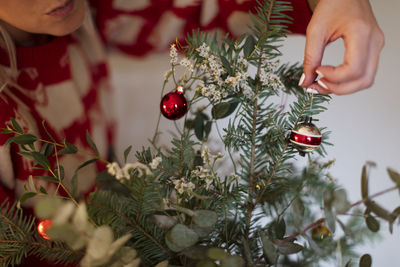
[300,28,327,87]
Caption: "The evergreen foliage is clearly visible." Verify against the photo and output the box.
[1,1,400,267]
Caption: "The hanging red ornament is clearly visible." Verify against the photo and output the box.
[160,86,188,120]
[290,117,322,156]
[37,219,52,241]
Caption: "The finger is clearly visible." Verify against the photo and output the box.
[307,82,331,95]
[300,23,327,87]
[316,25,370,84]
[315,33,383,95]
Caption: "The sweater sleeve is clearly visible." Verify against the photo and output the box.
[89,0,312,57]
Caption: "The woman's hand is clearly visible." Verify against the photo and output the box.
[299,0,385,95]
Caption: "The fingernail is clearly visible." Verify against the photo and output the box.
[317,79,329,90]
[316,70,323,77]
[306,88,318,94]
[298,73,305,86]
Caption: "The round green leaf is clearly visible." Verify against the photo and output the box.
[34,197,63,219]
[277,242,303,255]
[167,224,199,251]
[220,255,245,267]
[196,259,217,267]
[165,231,185,252]
[87,226,113,260]
[182,246,208,260]
[365,216,380,232]
[193,210,218,228]
[359,254,372,267]
[207,248,229,260]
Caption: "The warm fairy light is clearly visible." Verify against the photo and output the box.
[37,219,52,241]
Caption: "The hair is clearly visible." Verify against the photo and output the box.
[0,24,18,94]
[0,0,106,96]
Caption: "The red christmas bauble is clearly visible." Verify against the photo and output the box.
[160,87,188,120]
[290,118,322,153]
[37,219,52,241]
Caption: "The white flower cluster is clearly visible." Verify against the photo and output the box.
[195,43,230,101]
[149,156,162,169]
[201,146,223,163]
[259,69,285,91]
[195,43,255,101]
[191,166,214,190]
[197,81,227,102]
[258,60,285,91]
[179,58,194,73]
[169,44,178,64]
[173,177,195,195]
[106,161,152,181]
[169,43,194,75]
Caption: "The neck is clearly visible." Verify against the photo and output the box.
[0,21,53,47]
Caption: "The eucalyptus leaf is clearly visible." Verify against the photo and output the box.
[11,134,37,145]
[387,168,400,193]
[19,192,37,205]
[207,248,229,260]
[365,200,394,222]
[87,226,114,260]
[324,208,336,233]
[53,202,76,225]
[194,113,204,141]
[278,242,303,255]
[260,231,277,264]
[124,145,132,163]
[58,141,78,155]
[359,254,372,267]
[182,246,208,260]
[86,130,99,156]
[167,224,199,250]
[275,218,286,239]
[11,117,23,133]
[34,197,63,219]
[212,102,230,119]
[220,255,245,267]
[196,260,217,267]
[193,210,218,228]
[361,165,368,199]
[365,216,380,232]
[333,189,351,214]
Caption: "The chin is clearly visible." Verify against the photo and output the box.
[48,0,86,36]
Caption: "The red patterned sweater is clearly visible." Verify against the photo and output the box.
[0,0,311,266]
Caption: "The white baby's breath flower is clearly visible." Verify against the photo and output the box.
[173,177,195,195]
[179,58,194,73]
[122,162,152,179]
[149,157,162,169]
[201,146,209,162]
[242,84,255,99]
[196,43,210,58]
[107,162,125,180]
[169,44,178,64]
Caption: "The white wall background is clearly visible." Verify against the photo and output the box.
[108,0,400,265]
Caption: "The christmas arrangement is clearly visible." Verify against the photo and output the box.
[1,1,400,267]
